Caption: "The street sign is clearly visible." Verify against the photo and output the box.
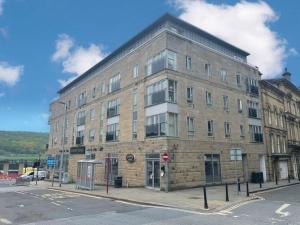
[162,152,169,161]
[230,149,242,161]
[47,159,56,166]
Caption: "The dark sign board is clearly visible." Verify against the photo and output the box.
[70,146,85,155]
[126,153,135,163]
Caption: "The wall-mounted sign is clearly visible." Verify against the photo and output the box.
[70,146,85,155]
[126,153,135,163]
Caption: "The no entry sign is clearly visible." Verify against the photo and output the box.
[162,152,169,161]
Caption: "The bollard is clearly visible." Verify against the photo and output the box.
[275,175,278,185]
[288,175,290,183]
[203,186,208,209]
[259,181,262,188]
[225,183,229,202]
[246,182,250,197]
[298,171,300,181]
[237,178,241,192]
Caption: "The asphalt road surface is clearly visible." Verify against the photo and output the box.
[0,184,299,225]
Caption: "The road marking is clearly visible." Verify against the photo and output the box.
[275,204,290,217]
[0,218,12,224]
[51,202,61,206]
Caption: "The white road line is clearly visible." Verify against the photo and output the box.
[0,218,12,224]
[275,203,290,217]
[51,202,61,206]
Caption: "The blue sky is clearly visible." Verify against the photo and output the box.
[0,0,299,132]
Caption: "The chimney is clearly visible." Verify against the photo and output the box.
[282,68,291,81]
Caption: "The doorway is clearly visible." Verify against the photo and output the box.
[260,155,267,182]
[242,154,248,181]
[205,154,221,184]
[279,160,288,179]
[145,153,160,189]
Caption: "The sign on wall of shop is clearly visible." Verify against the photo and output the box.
[126,154,135,163]
[70,146,85,155]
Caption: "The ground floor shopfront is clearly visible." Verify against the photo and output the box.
[49,140,267,191]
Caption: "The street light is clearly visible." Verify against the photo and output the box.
[57,101,67,188]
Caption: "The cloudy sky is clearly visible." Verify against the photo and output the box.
[0,0,299,132]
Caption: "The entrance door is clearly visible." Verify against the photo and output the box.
[260,155,267,182]
[205,154,221,184]
[292,155,298,179]
[242,154,248,181]
[105,155,118,185]
[146,160,160,188]
[279,161,288,179]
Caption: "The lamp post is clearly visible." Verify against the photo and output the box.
[57,101,67,188]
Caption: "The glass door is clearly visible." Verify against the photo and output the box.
[205,154,221,184]
[146,160,160,188]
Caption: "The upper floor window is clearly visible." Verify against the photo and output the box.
[77,111,85,126]
[133,64,139,78]
[78,91,87,107]
[236,74,241,86]
[187,87,193,103]
[238,99,243,113]
[206,91,213,106]
[92,86,96,98]
[268,109,272,125]
[107,98,120,118]
[109,73,120,93]
[205,63,211,78]
[247,78,259,96]
[223,95,229,111]
[90,108,96,120]
[106,123,119,142]
[145,113,178,137]
[186,56,192,71]
[89,129,95,142]
[224,122,231,138]
[187,117,195,136]
[208,120,214,137]
[67,100,71,110]
[248,100,260,119]
[250,125,263,143]
[146,49,177,76]
[220,69,227,82]
[100,82,106,96]
[146,79,177,106]
[240,124,245,137]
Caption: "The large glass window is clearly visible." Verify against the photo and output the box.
[78,91,87,107]
[109,73,121,93]
[249,125,263,143]
[146,49,177,76]
[220,69,227,82]
[224,122,231,138]
[145,113,178,137]
[186,56,192,71]
[208,120,214,137]
[205,63,211,78]
[187,117,195,136]
[223,95,229,111]
[248,100,260,119]
[187,87,193,103]
[77,111,86,126]
[206,91,213,106]
[107,98,120,118]
[106,123,119,141]
[146,79,177,106]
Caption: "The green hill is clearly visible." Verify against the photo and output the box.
[0,131,48,160]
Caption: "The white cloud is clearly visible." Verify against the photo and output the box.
[0,61,23,86]
[0,0,4,15]
[0,92,4,98]
[52,33,107,87]
[172,0,295,78]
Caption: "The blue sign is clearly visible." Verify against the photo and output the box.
[47,159,56,166]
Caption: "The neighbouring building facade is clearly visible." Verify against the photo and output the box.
[47,14,267,191]
[260,70,300,181]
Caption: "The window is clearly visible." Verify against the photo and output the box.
[238,99,243,113]
[208,120,214,137]
[206,91,212,105]
[280,113,284,128]
[77,111,86,126]
[107,98,120,118]
[187,117,195,136]
[270,134,274,153]
[248,100,260,118]
[146,49,177,76]
[240,125,245,137]
[223,95,229,111]
[277,135,281,153]
[90,108,96,120]
[109,73,120,93]
[205,64,211,78]
[247,78,259,96]
[133,64,139,78]
[145,113,178,137]
[236,74,241,86]
[76,130,84,145]
[220,69,227,82]
[89,129,95,142]
[106,123,119,141]
[146,79,177,106]
[249,125,263,143]
[224,122,231,138]
[268,109,272,125]
[67,100,71,110]
[133,90,138,111]
[186,56,192,71]
[187,87,193,103]
[99,102,105,143]
[92,86,96,98]
[283,137,286,153]
[78,91,87,107]
[100,82,106,96]
[132,111,137,140]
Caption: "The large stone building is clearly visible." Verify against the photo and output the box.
[260,69,300,181]
[47,14,266,190]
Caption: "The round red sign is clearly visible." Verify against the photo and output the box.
[162,152,169,161]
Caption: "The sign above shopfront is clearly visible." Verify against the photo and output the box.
[70,146,85,155]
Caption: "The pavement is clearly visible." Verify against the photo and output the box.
[0,183,300,224]
[37,179,300,212]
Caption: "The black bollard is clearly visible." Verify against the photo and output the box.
[246,182,249,197]
[275,175,278,185]
[259,181,262,188]
[288,175,290,183]
[225,183,229,202]
[298,171,300,181]
[203,186,208,209]
[237,178,241,192]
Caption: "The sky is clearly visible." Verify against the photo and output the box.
[0,0,299,132]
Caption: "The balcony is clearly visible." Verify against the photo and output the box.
[288,140,300,148]
[145,123,166,137]
[254,133,264,143]
[248,108,258,118]
[76,136,84,145]
[249,85,259,96]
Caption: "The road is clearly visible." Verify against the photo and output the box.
[0,184,299,224]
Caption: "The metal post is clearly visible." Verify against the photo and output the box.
[288,175,290,183]
[59,102,67,188]
[259,181,262,188]
[51,166,54,187]
[35,153,40,185]
[237,178,241,192]
[203,186,208,209]
[225,183,229,202]
[165,160,169,193]
[246,182,249,197]
[275,175,278,185]
[298,170,300,181]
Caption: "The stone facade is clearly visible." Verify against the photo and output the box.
[47,14,267,190]
[260,70,300,181]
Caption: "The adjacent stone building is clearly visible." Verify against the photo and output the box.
[260,69,300,181]
[47,14,267,190]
